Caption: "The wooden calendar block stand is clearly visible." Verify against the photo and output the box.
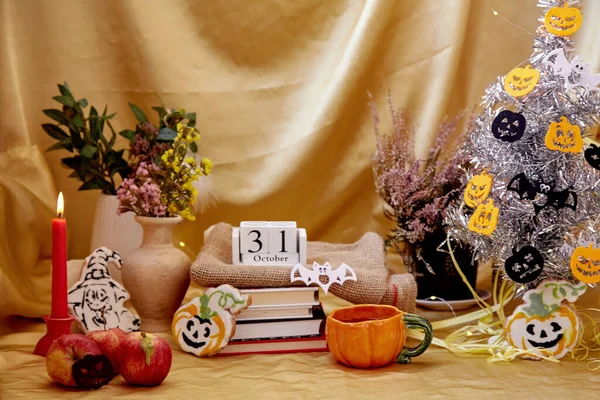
[233,222,306,265]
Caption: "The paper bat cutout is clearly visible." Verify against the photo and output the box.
[290,262,357,294]
[507,173,577,215]
[507,173,539,200]
[543,48,600,94]
[533,188,577,214]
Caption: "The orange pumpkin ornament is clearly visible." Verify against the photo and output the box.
[464,172,493,208]
[545,116,583,153]
[544,3,582,37]
[504,65,540,98]
[468,199,499,236]
[172,284,250,357]
[570,244,600,284]
[505,280,586,360]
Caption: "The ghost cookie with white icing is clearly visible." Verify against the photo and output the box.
[68,247,140,333]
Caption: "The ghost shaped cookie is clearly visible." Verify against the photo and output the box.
[68,247,140,333]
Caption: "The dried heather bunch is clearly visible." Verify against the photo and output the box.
[370,93,469,252]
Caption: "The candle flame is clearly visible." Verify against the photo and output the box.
[57,192,64,218]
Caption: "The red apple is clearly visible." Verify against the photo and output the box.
[46,334,102,387]
[120,332,172,386]
[87,328,127,374]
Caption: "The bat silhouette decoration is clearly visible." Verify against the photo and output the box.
[507,173,577,214]
[543,48,600,94]
[507,173,539,200]
[533,188,577,215]
[290,262,357,294]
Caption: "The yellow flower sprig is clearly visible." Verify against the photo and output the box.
[160,123,212,221]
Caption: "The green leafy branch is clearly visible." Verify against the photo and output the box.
[43,83,131,195]
[120,98,199,153]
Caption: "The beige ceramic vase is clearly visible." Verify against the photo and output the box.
[122,216,191,332]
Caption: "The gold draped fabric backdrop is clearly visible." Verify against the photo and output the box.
[1,0,600,317]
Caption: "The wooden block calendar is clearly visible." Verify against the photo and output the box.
[232,221,307,265]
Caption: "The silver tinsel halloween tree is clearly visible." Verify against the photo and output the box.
[445,0,600,291]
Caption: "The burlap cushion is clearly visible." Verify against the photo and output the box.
[190,223,416,313]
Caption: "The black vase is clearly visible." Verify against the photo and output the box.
[414,233,477,301]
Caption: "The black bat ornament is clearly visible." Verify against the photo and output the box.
[507,173,538,200]
[507,172,577,214]
[533,189,577,214]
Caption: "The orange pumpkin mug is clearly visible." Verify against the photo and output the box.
[326,304,433,368]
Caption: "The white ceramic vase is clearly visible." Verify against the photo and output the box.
[122,216,191,333]
[90,194,143,283]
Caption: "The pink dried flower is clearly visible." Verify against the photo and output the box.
[370,92,469,248]
[117,163,166,217]
[129,124,171,165]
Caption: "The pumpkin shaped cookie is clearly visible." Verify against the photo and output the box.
[172,284,251,357]
[505,279,586,360]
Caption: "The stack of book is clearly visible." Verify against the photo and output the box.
[219,287,328,356]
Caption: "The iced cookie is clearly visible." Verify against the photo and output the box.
[172,284,251,357]
[68,247,140,333]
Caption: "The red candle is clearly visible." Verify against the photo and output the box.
[51,192,68,318]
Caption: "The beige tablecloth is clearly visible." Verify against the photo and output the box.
[2,285,600,399]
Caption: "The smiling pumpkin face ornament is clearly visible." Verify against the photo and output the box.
[491,110,526,143]
[570,244,600,284]
[504,65,540,98]
[507,303,579,360]
[544,116,583,153]
[544,3,582,37]
[172,284,250,357]
[505,280,586,360]
[464,172,493,208]
[468,199,499,236]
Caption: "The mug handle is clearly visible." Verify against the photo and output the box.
[397,313,433,364]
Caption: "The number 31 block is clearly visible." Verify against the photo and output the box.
[233,221,306,265]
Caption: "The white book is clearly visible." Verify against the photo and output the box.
[241,287,318,307]
[236,305,314,321]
